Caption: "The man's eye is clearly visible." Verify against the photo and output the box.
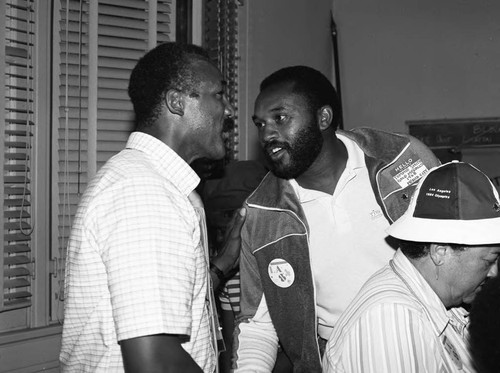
[275,115,288,124]
[254,121,264,128]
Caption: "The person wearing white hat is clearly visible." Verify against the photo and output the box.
[322,161,500,373]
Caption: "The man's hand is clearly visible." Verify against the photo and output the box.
[210,207,246,287]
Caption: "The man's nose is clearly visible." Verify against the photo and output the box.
[487,262,498,278]
[259,122,279,144]
[223,97,234,118]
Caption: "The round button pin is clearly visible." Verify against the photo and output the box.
[268,258,295,288]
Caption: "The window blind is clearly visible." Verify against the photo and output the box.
[52,0,174,310]
[204,0,240,163]
[1,0,35,312]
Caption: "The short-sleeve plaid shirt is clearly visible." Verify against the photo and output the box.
[60,132,215,372]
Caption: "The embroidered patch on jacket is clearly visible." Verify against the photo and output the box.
[268,258,295,288]
[391,158,429,188]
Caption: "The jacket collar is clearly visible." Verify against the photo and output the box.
[247,127,411,209]
[246,172,301,212]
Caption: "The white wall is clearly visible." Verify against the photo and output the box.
[335,0,500,132]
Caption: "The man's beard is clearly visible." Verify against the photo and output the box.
[264,123,323,180]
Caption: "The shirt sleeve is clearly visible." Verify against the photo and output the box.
[233,223,279,372]
[92,176,199,342]
[323,303,442,373]
[234,295,279,372]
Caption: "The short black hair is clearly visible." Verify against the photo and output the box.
[128,42,212,130]
[469,275,500,373]
[398,240,465,259]
[398,240,431,259]
[259,65,341,130]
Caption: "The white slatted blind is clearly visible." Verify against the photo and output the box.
[1,0,35,312]
[52,0,174,311]
[95,0,172,166]
[0,0,35,313]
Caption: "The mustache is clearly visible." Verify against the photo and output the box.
[222,117,234,132]
[263,140,291,152]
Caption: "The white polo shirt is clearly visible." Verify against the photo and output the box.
[290,134,395,340]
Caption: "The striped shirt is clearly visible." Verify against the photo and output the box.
[219,271,241,313]
[60,132,215,372]
[322,249,474,373]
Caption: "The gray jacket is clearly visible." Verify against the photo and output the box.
[234,128,440,372]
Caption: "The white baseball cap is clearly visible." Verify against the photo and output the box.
[387,161,500,245]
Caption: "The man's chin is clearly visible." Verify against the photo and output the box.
[462,293,477,305]
[209,143,227,160]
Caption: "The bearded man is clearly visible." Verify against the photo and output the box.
[233,66,440,373]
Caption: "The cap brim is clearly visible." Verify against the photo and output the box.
[387,215,500,245]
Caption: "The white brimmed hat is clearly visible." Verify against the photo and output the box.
[386,161,500,245]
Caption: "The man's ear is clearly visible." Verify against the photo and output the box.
[429,243,448,266]
[165,89,184,116]
[317,106,333,131]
